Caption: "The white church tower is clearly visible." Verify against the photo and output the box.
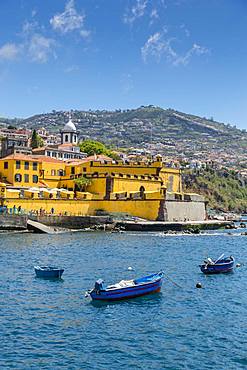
[61,117,78,145]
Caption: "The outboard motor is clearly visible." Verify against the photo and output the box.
[94,279,105,292]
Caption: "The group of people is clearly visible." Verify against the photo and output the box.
[29,207,55,216]
[12,205,22,214]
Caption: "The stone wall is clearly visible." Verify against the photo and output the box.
[30,215,113,229]
[0,214,27,230]
[164,200,206,221]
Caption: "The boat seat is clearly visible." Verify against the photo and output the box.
[107,280,135,290]
[118,279,135,287]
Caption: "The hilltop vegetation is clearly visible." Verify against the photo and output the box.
[183,168,247,213]
[1,106,246,169]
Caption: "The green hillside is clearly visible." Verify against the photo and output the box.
[183,168,247,213]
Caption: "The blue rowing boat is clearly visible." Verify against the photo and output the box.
[34,266,64,279]
[85,271,164,301]
[199,255,235,274]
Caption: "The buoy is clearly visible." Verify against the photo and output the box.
[236,263,241,268]
[128,266,133,271]
[196,282,202,288]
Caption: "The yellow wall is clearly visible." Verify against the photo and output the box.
[159,168,182,193]
[40,161,66,188]
[112,176,161,193]
[74,160,162,176]
[4,198,161,220]
[0,158,39,187]
[0,159,15,184]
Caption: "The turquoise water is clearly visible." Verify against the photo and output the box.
[0,230,246,369]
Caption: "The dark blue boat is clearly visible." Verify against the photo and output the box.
[34,266,64,279]
[85,271,164,301]
[199,255,235,274]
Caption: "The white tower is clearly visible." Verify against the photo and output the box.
[61,117,78,145]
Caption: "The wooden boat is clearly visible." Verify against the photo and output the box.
[199,254,235,274]
[34,266,64,279]
[85,271,164,301]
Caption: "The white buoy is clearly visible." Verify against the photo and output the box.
[128,266,133,271]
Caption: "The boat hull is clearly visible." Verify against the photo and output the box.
[90,279,163,301]
[200,259,234,274]
[34,268,64,279]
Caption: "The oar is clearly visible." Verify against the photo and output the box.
[214,253,225,264]
[163,272,183,289]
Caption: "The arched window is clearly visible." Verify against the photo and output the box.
[74,135,77,142]
[15,174,22,182]
[65,134,69,142]
[139,186,145,199]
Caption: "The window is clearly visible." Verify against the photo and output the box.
[71,167,75,175]
[47,151,51,156]
[58,169,64,176]
[24,161,29,170]
[33,175,38,183]
[83,167,87,172]
[51,169,56,176]
[52,152,57,157]
[74,135,77,142]
[4,162,8,169]
[16,160,21,169]
[24,174,29,183]
[15,174,22,182]
[33,162,38,171]
[65,134,69,142]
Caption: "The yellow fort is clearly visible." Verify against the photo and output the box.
[0,119,206,221]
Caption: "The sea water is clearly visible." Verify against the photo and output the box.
[0,229,246,369]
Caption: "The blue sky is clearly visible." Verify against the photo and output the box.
[0,0,246,129]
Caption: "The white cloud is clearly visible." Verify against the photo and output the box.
[173,43,209,66]
[28,34,55,63]
[150,8,159,24]
[22,20,39,35]
[141,32,209,65]
[80,29,91,39]
[64,65,79,73]
[123,0,148,24]
[180,24,190,37]
[50,0,89,38]
[141,32,176,63]
[0,43,20,60]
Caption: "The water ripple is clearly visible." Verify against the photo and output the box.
[0,231,246,369]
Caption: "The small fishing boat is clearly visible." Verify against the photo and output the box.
[85,271,164,301]
[34,266,64,279]
[199,254,235,274]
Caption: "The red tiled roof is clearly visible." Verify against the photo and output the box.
[0,153,38,162]
[32,147,46,152]
[0,153,64,164]
[30,155,64,164]
[58,143,77,148]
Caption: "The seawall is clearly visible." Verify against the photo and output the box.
[115,220,232,231]
[29,215,113,229]
[0,214,27,230]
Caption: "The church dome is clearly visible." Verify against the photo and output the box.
[62,118,76,132]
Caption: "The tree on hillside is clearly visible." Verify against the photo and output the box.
[79,139,119,159]
[31,129,44,149]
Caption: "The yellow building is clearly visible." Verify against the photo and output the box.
[0,153,205,221]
